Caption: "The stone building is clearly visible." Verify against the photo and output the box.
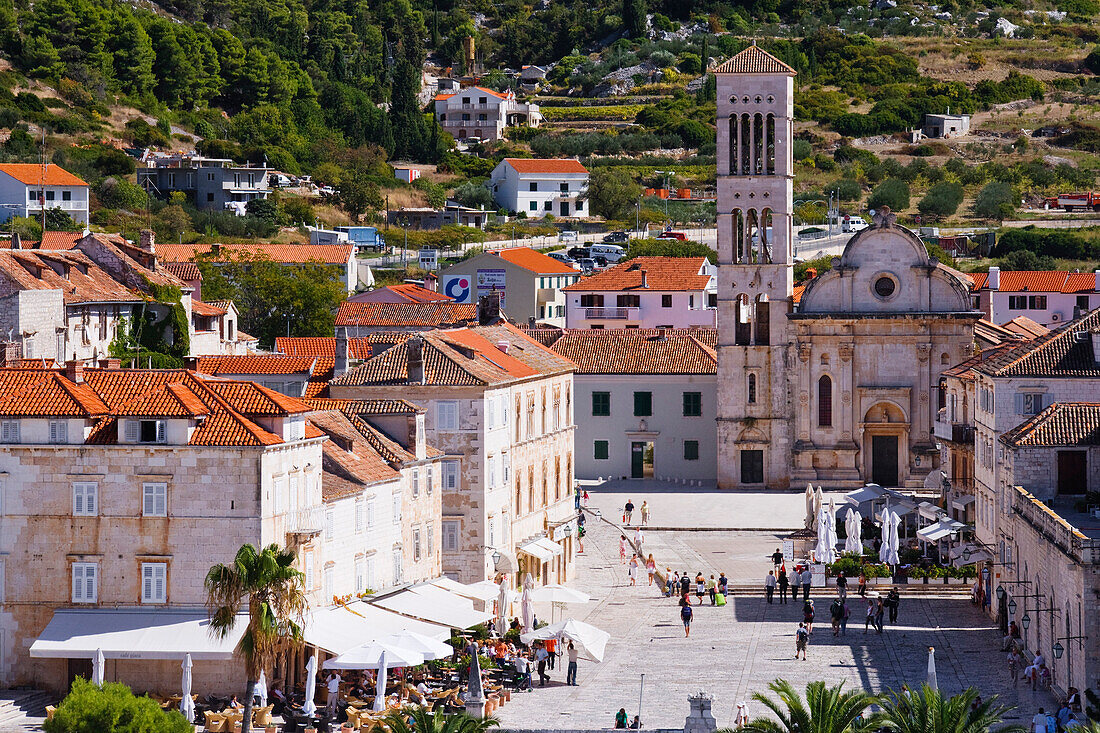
[328,311,577,586]
[713,45,980,489]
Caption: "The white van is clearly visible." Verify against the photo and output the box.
[589,244,626,262]
[559,230,580,243]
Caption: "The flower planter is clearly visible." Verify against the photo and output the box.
[948,576,966,585]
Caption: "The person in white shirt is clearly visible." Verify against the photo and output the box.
[326,672,341,715]
[565,642,579,686]
[1032,708,1048,733]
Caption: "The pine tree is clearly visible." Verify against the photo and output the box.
[623,0,646,38]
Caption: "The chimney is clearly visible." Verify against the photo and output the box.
[0,340,22,366]
[640,270,648,288]
[183,356,200,371]
[478,291,502,325]
[211,243,222,257]
[98,357,121,370]
[139,229,155,254]
[10,232,21,251]
[334,329,349,377]
[496,340,510,354]
[407,337,425,384]
[64,359,84,384]
[988,266,1000,290]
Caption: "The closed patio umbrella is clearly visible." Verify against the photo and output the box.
[373,651,388,712]
[813,507,828,562]
[886,511,902,566]
[822,501,839,564]
[805,485,815,530]
[520,573,535,633]
[180,654,195,723]
[91,648,105,686]
[844,509,863,555]
[926,646,938,691]
[255,669,267,707]
[814,486,824,527]
[878,501,891,563]
[496,578,509,636]
[302,652,318,717]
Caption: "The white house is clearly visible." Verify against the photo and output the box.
[0,164,89,226]
[538,327,718,482]
[489,159,589,218]
[563,257,717,329]
[970,267,1100,327]
[434,87,542,141]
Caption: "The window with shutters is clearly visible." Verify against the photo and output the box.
[72,563,97,603]
[591,392,610,416]
[426,466,433,494]
[355,499,365,533]
[392,493,400,524]
[366,498,376,528]
[683,392,702,417]
[141,563,167,604]
[502,453,510,485]
[303,551,314,588]
[0,420,20,443]
[487,455,497,489]
[488,515,496,548]
[684,440,700,460]
[633,391,652,417]
[323,567,334,600]
[392,551,403,585]
[617,294,640,308]
[72,482,98,516]
[324,509,335,540]
[487,396,496,430]
[355,559,366,593]
[273,477,285,514]
[48,420,67,444]
[427,524,434,556]
[142,483,167,517]
[579,294,604,308]
[437,401,459,430]
[442,520,459,551]
[412,469,420,497]
[442,460,459,491]
[413,528,422,561]
[1019,393,1046,415]
[127,419,166,444]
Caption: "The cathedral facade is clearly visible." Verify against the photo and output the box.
[713,46,981,490]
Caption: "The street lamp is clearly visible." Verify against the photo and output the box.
[997,584,1005,600]
[1051,636,1088,658]
[1008,599,1017,615]
[491,549,502,568]
[1021,613,1031,630]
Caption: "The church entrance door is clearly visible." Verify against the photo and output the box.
[631,441,654,479]
[871,435,898,486]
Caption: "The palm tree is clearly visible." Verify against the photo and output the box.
[741,679,878,733]
[878,685,1026,733]
[206,543,308,730]
[386,706,499,733]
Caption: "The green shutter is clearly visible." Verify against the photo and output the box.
[684,440,699,460]
[594,440,609,460]
[592,392,610,416]
[634,391,652,416]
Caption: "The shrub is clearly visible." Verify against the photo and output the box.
[918,181,964,219]
[45,678,192,733]
[452,181,494,210]
[973,181,1016,219]
[868,178,910,212]
[792,139,813,161]
[96,178,148,211]
[825,178,862,202]
[281,196,315,225]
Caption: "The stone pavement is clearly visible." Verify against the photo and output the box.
[499,492,1058,731]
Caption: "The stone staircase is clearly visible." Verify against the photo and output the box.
[0,689,51,730]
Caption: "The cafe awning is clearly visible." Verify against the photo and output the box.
[29,608,246,661]
[517,537,563,563]
[304,603,450,656]
[951,495,976,511]
[917,502,942,521]
[845,485,886,506]
[917,519,967,543]
[949,543,993,567]
[370,584,492,630]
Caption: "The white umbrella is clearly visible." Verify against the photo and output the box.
[375,631,452,661]
[496,578,510,637]
[926,646,938,691]
[844,509,863,555]
[462,579,513,603]
[886,511,902,566]
[520,618,610,663]
[302,652,318,717]
[256,669,267,707]
[374,651,388,712]
[520,573,535,633]
[529,584,591,604]
[180,654,195,723]
[814,486,824,527]
[878,500,891,563]
[322,640,425,670]
[822,503,839,564]
[805,485,815,530]
[91,648,105,686]
[813,507,828,562]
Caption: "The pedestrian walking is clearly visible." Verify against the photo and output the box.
[857,573,867,597]
[583,490,589,506]
[515,653,532,691]
[864,599,875,633]
[1008,648,1021,687]
[718,572,728,597]
[545,637,557,670]
[875,598,885,633]
[765,571,777,604]
[575,486,581,510]
[1033,709,1049,733]
[641,500,650,526]
[680,596,694,637]
[771,547,784,570]
[565,641,579,686]
[734,703,749,728]
[830,598,844,636]
[624,499,634,525]
[619,535,627,564]
[680,572,691,598]
[634,526,644,550]
[707,574,717,605]
[802,598,815,633]
[778,567,789,604]
[795,622,809,660]
[836,572,847,599]
[695,572,706,603]
[667,570,678,598]
[840,598,850,635]
[887,588,900,624]
[535,643,550,686]
[646,554,657,586]
[628,554,639,586]
[801,567,812,600]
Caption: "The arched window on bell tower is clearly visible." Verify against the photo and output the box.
[818,375,833,427]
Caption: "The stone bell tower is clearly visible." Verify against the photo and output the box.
[714,45,796,489]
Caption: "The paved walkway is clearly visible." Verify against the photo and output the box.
[497,495,1058,731]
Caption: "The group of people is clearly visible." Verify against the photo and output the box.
[622,499,650,526]
[473,636,583,690]
[1032,695,1087,733]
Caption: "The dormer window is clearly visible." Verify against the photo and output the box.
[287,417,305,441]
[49,420,68,444]
[126,419,166,444]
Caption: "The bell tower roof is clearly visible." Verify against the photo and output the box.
[712,45,796,75]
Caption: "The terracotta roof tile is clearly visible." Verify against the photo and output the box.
[490,247,579,274]
[546,328,717,374]
[503,158,588,175]
[1003,316,1049,339]
[167,262,202,281]
[334,302,478,329]
[35,231,84,250]
[370,284,454,303]
[195,355,316,375]
[190,299,227,317]
[157,243,354,265]
[0,371,109,416]
[0,163,87,186]
[275,336,391,359]
[941,341,1017,381]
[967,270,1100,294]
[713,45,796,75]
[976,308,1100,378]
[563,257,712,292]
[303,398,425,415]
[202,380,314,415]
[1000,402,1100,447]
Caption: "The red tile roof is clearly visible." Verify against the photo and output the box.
[275,336,384,360]
[435,86,509,102]
[0,249,179,305]
[195,355,317,375]
[334,302,478,329]
[1000,402,1100,447]
[167,261,202,282]
[967,270,1100,294]
[190,299,227,317]
[976,308,1100,378]
[1003,316,1049,339]
[713,45,796,75]
[563,257,712,292]
[34,231,84,250]
[310,410,401,499]
[303,398,425,415]
[157,243,354,265]
[490,247,578,274]
[0,163,87,187]
[372,284,454,303]
[503,158,588,175]
[546,328,717,375]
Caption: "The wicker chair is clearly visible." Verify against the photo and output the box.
[203,711,227,732]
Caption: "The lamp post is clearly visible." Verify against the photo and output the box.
[635,201,640,238]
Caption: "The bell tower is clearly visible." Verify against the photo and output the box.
[714,45,796,489]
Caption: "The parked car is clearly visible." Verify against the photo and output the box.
[567,246,592,260]
[602,231,629,243]
[656,231,687,241]
[575,257,599,273]
[589,244,625,263]
[559,230,580,242]
[548,251,582,270]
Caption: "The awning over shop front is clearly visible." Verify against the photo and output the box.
[304,603,450,656]
[517,537,563,563]
[917,519,967,543]
[949,543,993,567]
[370,584,492,630]
[951,495,976,511]
[845,485,886,506]
[30,609,246,661]
[917,502,942,521]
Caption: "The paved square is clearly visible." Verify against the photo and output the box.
[503,490,1057,730]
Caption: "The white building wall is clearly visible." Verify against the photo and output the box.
[564,289,717,329]
[319,478,403,601]
[0,175,89,226]
[489,164,589,218]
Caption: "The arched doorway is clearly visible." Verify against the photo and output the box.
[862,402,907,487]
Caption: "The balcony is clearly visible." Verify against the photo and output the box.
[934,415,974,443]
[584,307,638,320]
[28,200,86,212]
[285,506,324,536]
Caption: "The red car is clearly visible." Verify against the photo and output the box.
[656,231,687,240]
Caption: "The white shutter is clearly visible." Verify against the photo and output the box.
[1014,393,1025,415]
[325,509,335,539]
[73,483,97,516]
[73,485,84,515]
[142,563,166,603]
[142,564,153,601]
[355,500,364,532]
[366,498,376,528]
[49,421,58,444]
[85,565,96,602]
[442,461,459,491]
[73,564,96,603]
[143,483,167,516]
[72,565,83,602]
[155,420,166,443]
[124,420,138,443]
